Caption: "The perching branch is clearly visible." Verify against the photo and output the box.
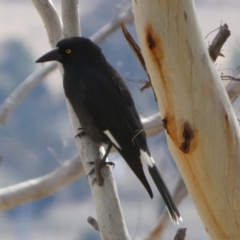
[32,1,131,239]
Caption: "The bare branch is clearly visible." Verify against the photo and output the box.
[32,0,63,47]
[61,0,80,38]
[0,63,57,125]
[0,155,84,211]
[34,1,130,237]
[91,7,133,44]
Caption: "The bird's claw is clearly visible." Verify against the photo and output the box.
[87,159,115,186]
[75,127,86,139]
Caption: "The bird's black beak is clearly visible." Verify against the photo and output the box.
[36,48,62,63]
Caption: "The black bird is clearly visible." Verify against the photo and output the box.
[36,37,181,223]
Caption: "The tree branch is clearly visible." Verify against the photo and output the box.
[31,0,63,47]
[91,5,133,44]
[0,63,57,125]
[0,155,83,211]
[61,0,80,38]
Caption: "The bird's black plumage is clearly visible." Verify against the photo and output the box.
[36,37,181,223]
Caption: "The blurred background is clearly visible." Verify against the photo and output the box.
[0,0,240,239]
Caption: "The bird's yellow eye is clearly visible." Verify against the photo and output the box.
[66,49,71,54]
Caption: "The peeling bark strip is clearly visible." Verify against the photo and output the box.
[121,23,146,73]
[180,122,194,153]
[121,23,157,99]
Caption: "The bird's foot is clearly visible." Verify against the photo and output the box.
[87,159,115,186]
[75,127,86,139]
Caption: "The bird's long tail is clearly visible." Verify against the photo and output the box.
[148,165,182,224]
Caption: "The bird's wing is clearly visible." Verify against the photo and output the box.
[80,67,142,132]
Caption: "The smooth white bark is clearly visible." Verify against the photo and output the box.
[61,0,80,38]
[132,1,240,239]
[32,0,62,46]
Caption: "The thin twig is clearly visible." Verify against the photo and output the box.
[221,75,240,82]
[91,7,133,44]
[0,155,84,211]
[121,23,157,100]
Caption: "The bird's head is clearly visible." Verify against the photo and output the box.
[36,37,103,66]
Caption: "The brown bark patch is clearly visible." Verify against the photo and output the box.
[144,23,170,95]
[162,118,168,132]
[146,32,156,49]
[179,122,194,153]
